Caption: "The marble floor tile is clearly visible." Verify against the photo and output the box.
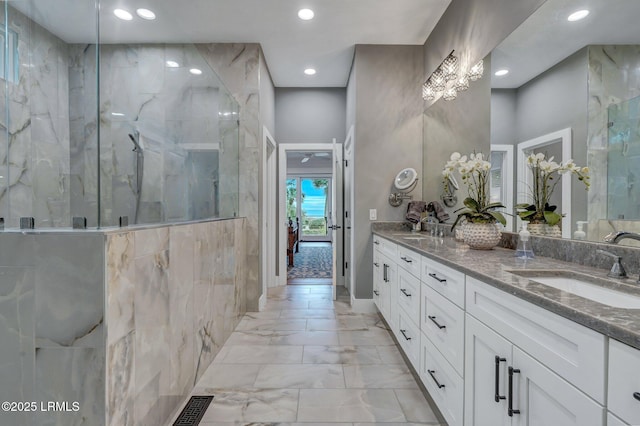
[343,364,419,389]
[377,344,409,364]
[253,364,345,388]
[220,330,275,346]
[214,345,303,364]
[200,389,299,423]
[194,364,261,389]
[338,328,396,346]
[394,389,441,423]
[236,318,307,331]
[270,330,340,346]
[297,389,407,422]
[242,310,282,320]
[308,299,336,309]
[303,346,383,365]
[309,286,334,293]
[280,309,337,319]
[307,317,369,331]
[266,300,311,310]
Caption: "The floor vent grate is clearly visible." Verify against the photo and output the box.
[172,395,213,426]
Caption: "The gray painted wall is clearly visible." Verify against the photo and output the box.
[350,45,424,299]
[491,89,517,146]
[275,88,346,144]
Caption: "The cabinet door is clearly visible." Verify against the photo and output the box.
[380,254,397,333]
[608,339,640,425]
[464,315,512,426]
[607,413,628,426]
[373,250,383,313]
[512,347,604,426]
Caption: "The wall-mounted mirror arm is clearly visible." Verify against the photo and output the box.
[389,168,418,207]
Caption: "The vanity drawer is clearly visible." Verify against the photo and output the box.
[421,257,465,308]
[397,267,421,321]
[397,307,420,370]
[373,235,397,258]
[608,339,640,425]
[397,245,421,278]
[466,276,606,403]
[420,331,464,426]
[421,283,465,376]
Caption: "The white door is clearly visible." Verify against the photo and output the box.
[343,127,354,302]
[464,315,513,426]
[512,347,605,426]
[329,139,343,300]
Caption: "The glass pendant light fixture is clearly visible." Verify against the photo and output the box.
[430,68,446,92]
[454,74,469,91]
[468,59,484,81]
[443,86,457,101]
[422,81,436,101]
[441,52,459,81]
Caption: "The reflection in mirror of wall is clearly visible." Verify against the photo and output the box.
[490,0,640,244]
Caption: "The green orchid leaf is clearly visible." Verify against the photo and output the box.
[488,211,507,226]
[485,202,506,210]
[543,210,562,226]
[463,197,479,211]
[518,210,536,219]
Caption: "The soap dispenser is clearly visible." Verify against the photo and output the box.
[574,221,588,240]
[515,222,534,259]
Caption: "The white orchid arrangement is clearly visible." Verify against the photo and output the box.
[516,153,590,226]
[442,152,506,230]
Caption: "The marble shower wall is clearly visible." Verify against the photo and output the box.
[0,232,105,426]
[587,45,640,234]
[105,218,247,426]
[0,4,72,228]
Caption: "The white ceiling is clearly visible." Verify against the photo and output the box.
[14,0,452,88]
[491,0,640,89]
[287,151,332,170]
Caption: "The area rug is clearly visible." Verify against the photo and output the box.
[287,243,333,279]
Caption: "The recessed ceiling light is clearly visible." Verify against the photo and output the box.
[111,112,125,117]
[298,8,314,20]
[166,60,180,68]
[136,8,156,20]
[567,9,589,22]
[495,69,509,76]
[189,68,203,75]
[113,9,133,21]
[304,68,316,76]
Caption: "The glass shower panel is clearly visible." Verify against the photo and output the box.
[0,0,99,229]
[607,95,640,220]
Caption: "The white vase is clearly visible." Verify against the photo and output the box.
[462,222,502,250]
[528,223,546,236]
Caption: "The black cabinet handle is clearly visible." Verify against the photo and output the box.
[373,290,379,296]
[429,315,446,329]
[508,367,521,416]
[383,264,389,282]
[399,329,411,341]
[495,356,506,403]
[400,288,411,297]
[374,262,379,267]
[400,256,413,263]
[428,370,445,389]
[428,272,446,283]
[634,392,640,402]
[374,240,380,245]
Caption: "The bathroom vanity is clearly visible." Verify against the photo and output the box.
[372,229,640,426]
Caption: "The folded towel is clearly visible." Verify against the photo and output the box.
[405,201,427,223]
[427,200,450,223]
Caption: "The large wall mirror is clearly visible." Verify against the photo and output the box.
[490,0,640,244]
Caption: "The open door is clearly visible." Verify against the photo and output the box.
[329,139,343,301]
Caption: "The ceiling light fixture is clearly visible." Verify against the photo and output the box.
[422,82,436,101]
[422,50,484,102]
[111,112,125,117]
[441,53,459,81]
[442,87,457,101]
[454,74,469,91]
[136,8,156,20]
[189,68,202,75]
[304,68,316,76]
[166,60,179,68]
[298,8,315,20]
[468,59,484,81]
[495,69,509,76]
[113,9,133,21]
[567,9,589,22]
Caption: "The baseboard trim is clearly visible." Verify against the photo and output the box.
[349,297,377,313]
[259,294,267,311]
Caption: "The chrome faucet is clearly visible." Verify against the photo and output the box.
[604,231,640,244]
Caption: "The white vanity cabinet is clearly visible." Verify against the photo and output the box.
[608,339,640,425]
[372,236,398,334]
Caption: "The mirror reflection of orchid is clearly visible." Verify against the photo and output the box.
[442,152,507,230]
[516,153,590,226]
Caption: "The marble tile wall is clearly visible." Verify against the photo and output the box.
[105,218,248,426]
[0,4,72,228]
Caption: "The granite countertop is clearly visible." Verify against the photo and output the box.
[373,229,640,350]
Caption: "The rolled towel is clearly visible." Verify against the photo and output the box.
[427,200,450,223]
[405,201,427,223]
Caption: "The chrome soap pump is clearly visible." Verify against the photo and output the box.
[515,222,534,259]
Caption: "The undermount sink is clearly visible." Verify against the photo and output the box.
[390,233,428,241]
[402,236,428,241]
[507,270,640,309]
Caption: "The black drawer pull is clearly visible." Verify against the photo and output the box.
[508,367,521,416]
[634,392,640,402]
[400,256,413,263]
[374,240,380,245]
[400,288,412,297]
[495,356,506,403]
[428,370,445,389]
[428,273,446,283]
[373,290,379,296]
[428,315,446,329]
[374,262,379,267]
[399,329,411,341]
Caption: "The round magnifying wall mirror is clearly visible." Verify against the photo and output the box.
[394,168,418,191]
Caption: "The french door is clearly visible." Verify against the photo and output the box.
[286,176,332,242]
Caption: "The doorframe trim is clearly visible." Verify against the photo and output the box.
[261,126,277,310]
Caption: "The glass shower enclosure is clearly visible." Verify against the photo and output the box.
[0,0,239,229]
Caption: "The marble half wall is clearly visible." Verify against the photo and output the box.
[105,218,247,426]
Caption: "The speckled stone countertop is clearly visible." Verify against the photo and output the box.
[373,229,640,350]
